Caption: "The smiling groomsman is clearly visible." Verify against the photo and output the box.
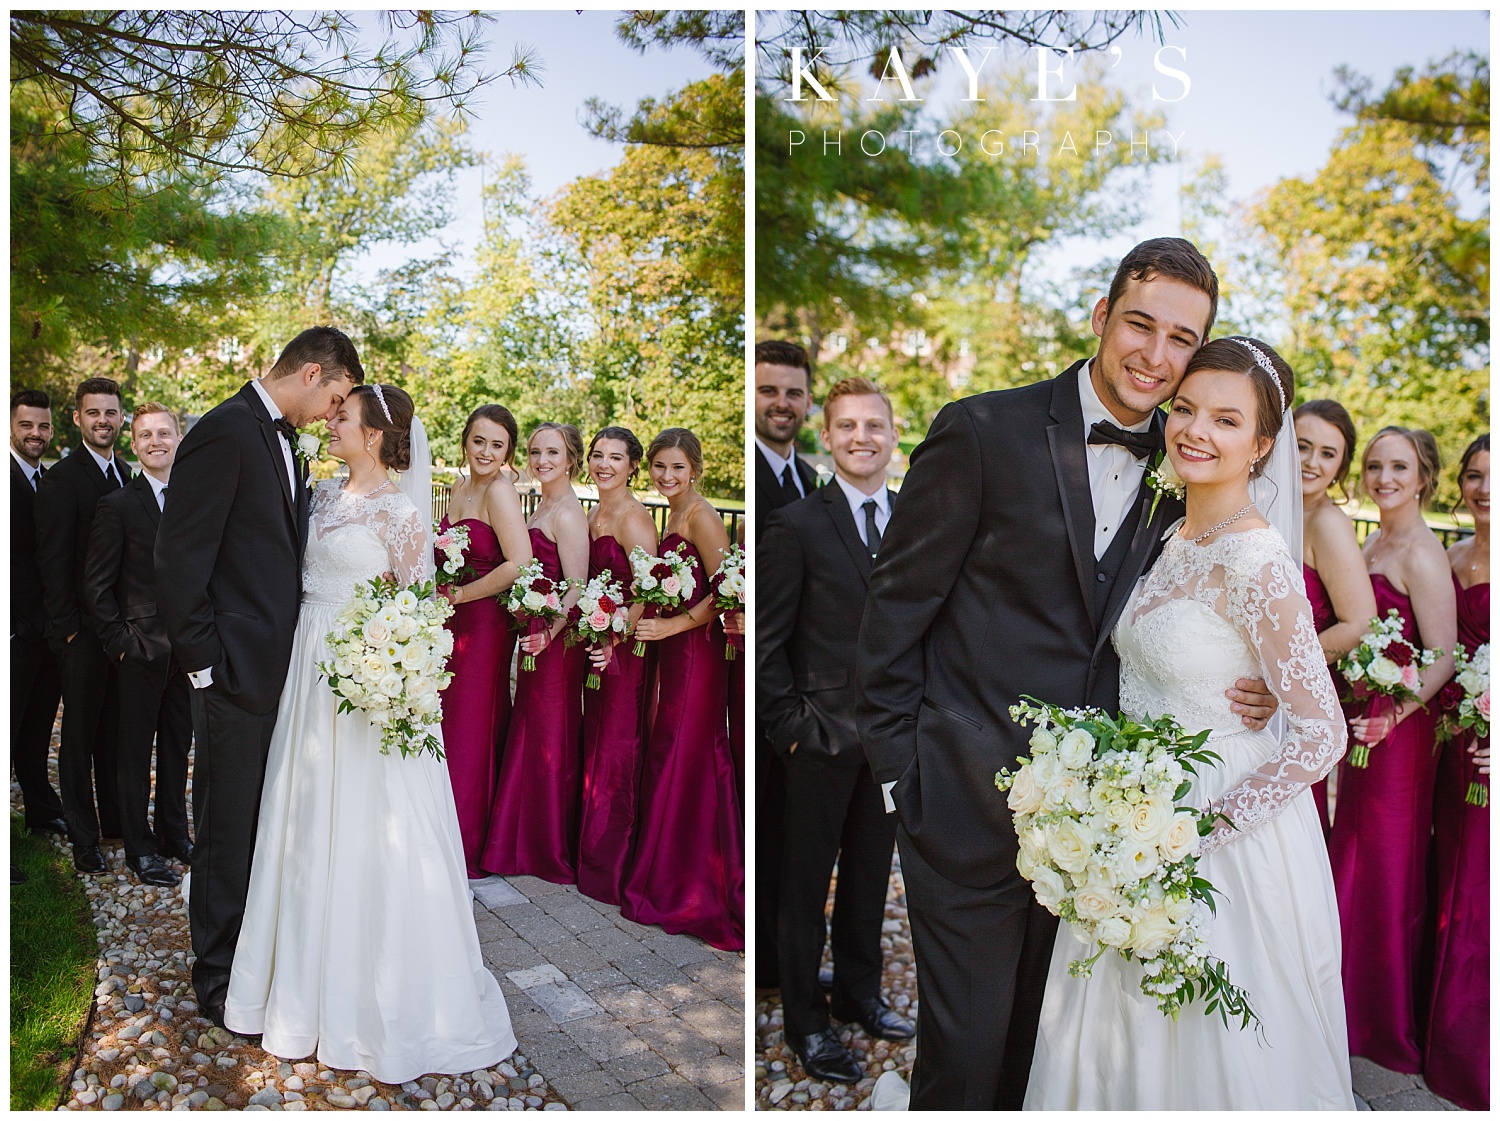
[11,389,69,839]
[36,377,133,874]
[760,377,915,1084]
[83,403,192,887]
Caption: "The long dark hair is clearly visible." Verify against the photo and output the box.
[460,404,519,466]
[1294,399,1358,501]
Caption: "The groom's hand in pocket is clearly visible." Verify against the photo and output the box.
[1226,677,1277,730]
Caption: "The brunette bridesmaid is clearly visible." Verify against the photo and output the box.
[575,427,659,905]
[437,406,533,879]
[481,423,590,883]
[1328,426,1457,1072]
[1295,400,1377,836]
[620,429,745,950]
[1425,433,1489,1111]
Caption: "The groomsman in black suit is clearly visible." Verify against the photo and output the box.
[82,403,192,887]
[35,377,132,873]
[10,389,68,837]
[157,326,363,1027]
[753,339,818,989]
[760,377,914,1084]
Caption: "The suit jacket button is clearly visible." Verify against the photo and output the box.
[1096,572,1108,583]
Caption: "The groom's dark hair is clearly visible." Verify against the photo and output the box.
[1106,238,1219,337]
[269,326,366,386]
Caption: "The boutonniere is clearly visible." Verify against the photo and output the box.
[1143,452,1185,521]
[294,433,321,463]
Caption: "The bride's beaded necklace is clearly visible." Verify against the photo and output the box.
[1189,502,1255,545]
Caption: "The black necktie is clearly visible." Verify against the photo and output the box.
[779,463,800,501]
[159,485,168,510]
[862,498,882,558]
[29,467,40,491]
[1088,420,1164,460]
[105,461,121,488]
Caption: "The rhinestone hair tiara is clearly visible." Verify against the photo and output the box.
[1228,337,1287,410]
[370,383,392,423]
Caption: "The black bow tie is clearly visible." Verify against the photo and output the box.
[1088,420,1164,461]
[273,418,298,443]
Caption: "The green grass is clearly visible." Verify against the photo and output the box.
[10,814,97,1111]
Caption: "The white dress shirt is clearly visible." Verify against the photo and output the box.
[833,473,889,547]
[1077,360,1153,559]
[143,471,169,511]
[11,447,42,490]
[756,437,806,499]
[251,377,299,497]
[84,442,122,487]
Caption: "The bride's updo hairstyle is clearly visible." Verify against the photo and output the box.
[645,427,703,483]
[460,404,519,466]
[1181,336,1295,478]
[349,383,414,472]
[588,425,644,481]
[529,421,586,481]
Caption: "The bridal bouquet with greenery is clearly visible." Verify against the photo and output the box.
[997,697,1258,1029]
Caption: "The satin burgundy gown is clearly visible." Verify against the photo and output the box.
[724,615,745,815]
[575,534,652,905]
[437,516,516,879]
[480,530,586,884]
[620,534,745,950]
[1304,564,1338,838]
[1423,573,1488,1110]
[1327,574,1440,1072]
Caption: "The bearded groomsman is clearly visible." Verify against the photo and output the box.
[10,389,69,838]
[35,377,132,873]
[82,403,192,887]
[760,377,915,1084]
[754,339,819,989]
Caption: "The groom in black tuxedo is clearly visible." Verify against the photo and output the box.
[857,238,1275,1108]
[753,339,818,989]
[157,326,364,1025]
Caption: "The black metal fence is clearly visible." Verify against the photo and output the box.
[433,483,742,542]
[1351,516,1471,549]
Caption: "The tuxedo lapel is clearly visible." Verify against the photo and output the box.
[134,474,162,528]
[1047,364,1098,631]
[821,484,872,583]
[240,384,297,521]
[1094,410,1174,655]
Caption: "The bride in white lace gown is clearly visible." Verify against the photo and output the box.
[1026,339,1355,1109]
[224,385,515,1083]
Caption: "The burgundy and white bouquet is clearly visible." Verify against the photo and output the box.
[708,544,746,660]
[996,697,1258,1030]
[505,560,568,672]
[1338,609,1442,766]
[432,522,473,586]
[318,577,456,759]
[1441,643,1490,806]
[568,573,629,690]
[627,544,696,657]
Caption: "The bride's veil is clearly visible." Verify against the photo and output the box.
[1249,404,1303,563]
[397,413,435,530]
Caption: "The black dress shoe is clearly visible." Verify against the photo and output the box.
[786,1028,861,1084]
[72,845,107,875]
[159,837,195,863]
[126,855,180,887]
[831,994,916,1041]
[12,865,27,885]
[26,815,69,837]
[203,1004,227,1030]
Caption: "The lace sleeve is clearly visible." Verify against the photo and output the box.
[1202,548,1348,854]
[383,495,434,587]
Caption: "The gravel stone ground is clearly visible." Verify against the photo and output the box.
[17,716,744,1111]
[753,852,1463,1111]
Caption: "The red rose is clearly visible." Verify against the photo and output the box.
[1386,642,1414,668]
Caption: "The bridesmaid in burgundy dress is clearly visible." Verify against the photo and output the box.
[621,428,745,950]
[1328,427,1457,1073]
[481,423,590,883]
[1425,433,1489,1110]
[1295,400,1377,836]
[437,406,533,878]
[575,426,658,905]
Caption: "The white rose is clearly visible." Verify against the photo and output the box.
[1073,885,1119,924]
[413,692,441,716]
[522,589,546,612]
[1458,667,1485,695]
[337,677,362,700]
[1126,796,1175,847]
[1018,826,1047,864]
[1031,865,1067,913]
[1016,845,1038,882]
[408,675,436,699]
[1029,727,1058,755]
[1029,749,1065,792]
[1114,839,1159,883]
[1158,812,1200,863]
[378,672,404,698]
[1127,905,1177,957]
[1102,797,1134,827]
[363,619,392,645]
[393,617,418,641]
[639,574,658,591]
[1048,773,1091,814]
[1096,915,1132,947]
[1045,819,1095,875]
[366,690,391,710]
[1056,727,1095,769]
[297,432,321,459]
[362,654,388,679]
[1367,655,1403,689]
[1345,659,1365,682]
[432,630,455,658]
[334,656,355,678]
[1006,765,1044,815]
[1164,894,1193,923]
[368,707,391,726]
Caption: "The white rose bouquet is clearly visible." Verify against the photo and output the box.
[996,696,1259,1029]
[432,522,474,586]
[707,544,746,660]
[1440,643,1489,806]
[1338,609,1441,766]
[627,544,696,657]
[318,576,456,759]
[566,573,629,690]
[504,559,569,672]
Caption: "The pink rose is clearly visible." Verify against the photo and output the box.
[589,609,610,631]
[1400,664,1420,691]
[545,592,561,611]
[1478,691,1491,719]
[663,575,682,596]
